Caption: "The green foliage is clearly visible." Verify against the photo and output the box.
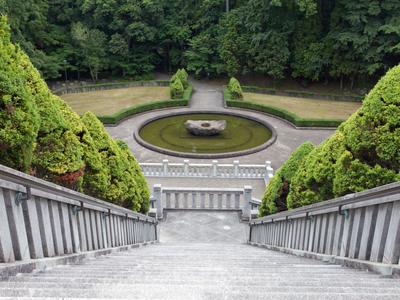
[286,65,400,209]
[98,85,192,124]
[173,69,189,89]
[227,77,243,100]
[0,19,149,211]
[0,16,40,171]
[170,76,184,99]
[2,0,400,84]
[226,99,343,128]
[82,112,148,211]
[259,142,315,216]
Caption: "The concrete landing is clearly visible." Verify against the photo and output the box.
[159,211,248,244]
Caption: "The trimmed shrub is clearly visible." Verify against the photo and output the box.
[0,17,40,172]
[82,112,146,211]
[287,65,400,209]
[259,142,315,216]
[117,140,150,213]
[227,77,243,100]
[170,77,184,99]
[0,17,149,211]
[287,133,345,209]
[226,99,342,127]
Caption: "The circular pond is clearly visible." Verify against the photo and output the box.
[136,112,276,158]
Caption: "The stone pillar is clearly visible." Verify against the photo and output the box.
[265,161,274,183]
[184,159,189,176]
[233,160,239,177]
[242,186,252,221]
[212,160,218,177]
[153,184,163,219]
[162,159,169,176]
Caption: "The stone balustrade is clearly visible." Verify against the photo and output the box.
[151,185,254,220]
[0,164,157,264]
[140,160,274,184]
[249,182,400,275]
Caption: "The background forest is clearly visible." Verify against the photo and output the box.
[1,0,399,89]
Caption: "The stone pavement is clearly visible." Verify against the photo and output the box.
[106,77,334,169]
[1,211,399,299]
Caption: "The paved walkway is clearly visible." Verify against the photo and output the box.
[2,212,399,299]
[106,78,335,169]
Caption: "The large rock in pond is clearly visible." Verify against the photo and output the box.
[184,120,227,136]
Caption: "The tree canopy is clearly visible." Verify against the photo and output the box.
[0,0,398,86]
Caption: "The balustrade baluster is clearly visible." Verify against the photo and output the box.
[209,193,214,209]
[200,192,206,208]
[183,193,189,208]
[174,192,180,208]
[191,192,197,208]
[166,193,171,208]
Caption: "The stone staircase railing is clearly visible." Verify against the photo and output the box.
[150,185,256,220]
[0,164,157,265]
[140,160,274,184]
[249,182,400,276]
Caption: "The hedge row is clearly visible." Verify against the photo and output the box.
[259,65,400,216]
[259,142,315,216]
[98,85,193,124]
[241,85,362,102]
[0,17,150,213]
[226,98,343,127]
[53,80,169,95]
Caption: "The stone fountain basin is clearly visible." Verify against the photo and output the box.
[184,120,227,136]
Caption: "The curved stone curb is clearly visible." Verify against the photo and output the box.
[134,109,278,159]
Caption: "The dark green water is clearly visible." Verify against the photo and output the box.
[139,113,272,154]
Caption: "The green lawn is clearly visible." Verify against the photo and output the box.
[61,86,170,115]
[243,92,362,120]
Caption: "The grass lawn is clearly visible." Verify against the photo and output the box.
[61,86,170,115]
[243,92,362,120]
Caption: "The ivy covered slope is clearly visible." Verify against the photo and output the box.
[0,17,149,212]
[259,142,315,216]
[260,65,400,216]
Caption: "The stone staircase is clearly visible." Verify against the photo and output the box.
[1,243,400,299]
[1,211,400,299]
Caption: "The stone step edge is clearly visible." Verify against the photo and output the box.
[0,241,157,280]
[248,242,400,278]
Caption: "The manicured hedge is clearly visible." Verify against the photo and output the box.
[286,65,400,209]
[0,17,149,212]
[0,18,40,172]
[98,85,193,124]
[259,142,315,216]
[241,85,362,102]
[227,77,243,100]
[53,80,169,95]
[226,98,343,127]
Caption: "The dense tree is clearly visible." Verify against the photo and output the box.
[287,65,400,209]
[1,0,399,86]
[259,142,315,216]
[0,18,149,211]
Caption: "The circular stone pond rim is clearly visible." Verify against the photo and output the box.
[133,110,277,159]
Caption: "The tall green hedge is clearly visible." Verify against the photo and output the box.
[0,17,149,212]
[0,17,39,172]
[286,65,400,209]
[227,77,243,100]
[259,142,315,216]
